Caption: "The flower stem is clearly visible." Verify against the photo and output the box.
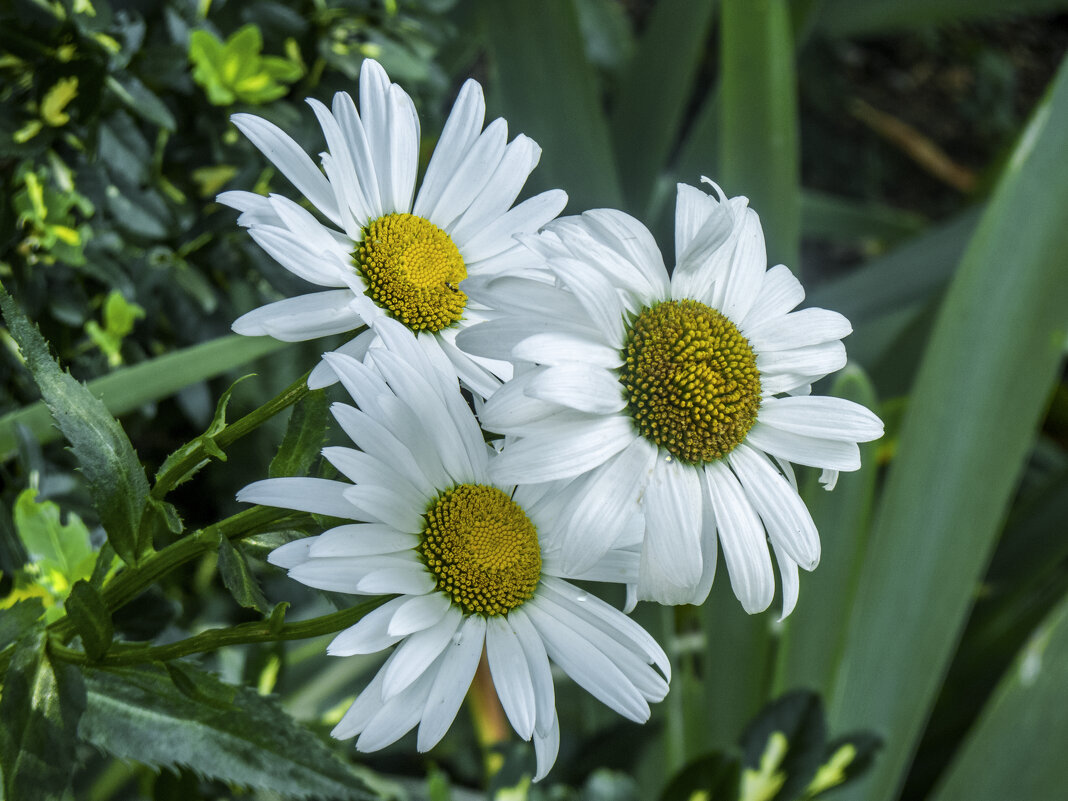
[51,596,391,667]
[469,649,509,783]
[151,369,313,500]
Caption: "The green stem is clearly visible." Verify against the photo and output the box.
[46,506,305,643]
[51,596,391,667]
[151,369,313,500]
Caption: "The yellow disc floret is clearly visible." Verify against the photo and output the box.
[355,213,467,332]
[619,299,761,464]
[419,484,542,616]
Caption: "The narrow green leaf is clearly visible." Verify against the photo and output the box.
[66,580,114,661]
[930,592,1068,801]
[0,629,86,801]
[217,538,269,614]
[609,0,718,212]
[800,191,926,248]
[0,287,150,566]
[0,335,288,461]
[105,74,176,131]
[827,55,1068,801]
[773,366,879,698]
[815,0,1068,38]
[269,389,329,479]
[479,0,623,211]
[719,0,800,269]
[78,662,388,800]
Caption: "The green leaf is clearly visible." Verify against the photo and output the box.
[0,629,86,801]
[0,286,150,566]
[929,592,1068,801]
[0,599,45,651]
[105,74,176,131]
[719,0,800,270]
[479,0,622,211]
[78,662,389,800]
[800,191,926,249]
[0,335,289,461]
[269,389,329,479]
[609,0,718,213]
[217,538,269,614]
[772,367,880,699]
[814,0,1068,37]
[738,691,826,801]
[12,488,94,593]
[660,751,740,801]
[827,54,1068,801]
[66,579,114,661]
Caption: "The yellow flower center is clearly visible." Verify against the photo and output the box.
[619,299,761,463]
[354,213,467,332]
[419,484,542,616]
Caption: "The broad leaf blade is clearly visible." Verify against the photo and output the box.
[269,389,329,479]
[479,0,622,211]
[0,334,288,461]
[719,0,800,270]
[0,287,150,566]
[0,629,86,801]
[827,55,1068,801]
[930,591,1068,801]
[609,0,718,213]
[78,662,388,800]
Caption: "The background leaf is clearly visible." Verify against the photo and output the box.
[827,53,1068,801]
[78,662,390,800]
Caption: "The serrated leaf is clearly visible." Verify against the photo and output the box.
[66,580,114,661]
[217,538,269,614]
[0,629,86,801]
[269,389,329,479]
[1,287,151,567]
[78,662,387,800]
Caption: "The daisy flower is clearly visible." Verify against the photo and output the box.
[221,59,567,397]
[237,318,668,780]
[456,180,884,615]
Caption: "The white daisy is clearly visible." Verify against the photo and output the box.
[237,318,668,780]
[221,59,567,397]
[455,179,884,615]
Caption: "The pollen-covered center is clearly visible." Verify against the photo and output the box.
[419,484,542,616]
[619,299,761,464]
[354,213,467,333]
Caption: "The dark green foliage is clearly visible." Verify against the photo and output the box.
[269,388,330,478]
[66,578,114,661]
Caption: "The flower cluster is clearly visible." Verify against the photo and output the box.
[229,60,882,778]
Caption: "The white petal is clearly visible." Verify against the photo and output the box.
[637,456,705,604]
[580,209,670,299]
[512,331,624,368]
[328,596,410,655]
[267,537,312,569]
[772,540,800,621]
[757,341,847,380]
[388,593,454,637]
[426,117,507,229]
[417,615,486,751]
[230,113,341,224]
[547,257,626,347]
[343,484,424,532]
[729,443,819,570]
[486,616,536,739]
[309,523,418,557]
[673,181,725,265]
[331,90,382,217]
[232,291,362,342]
[415,79,485,219]
[306,98,371,228]
[308,329,377,389]
[533,714,560,782]
[382,607,464,699]
[744,308,852,353]
[745,422,862,471]
[385,85,419,213]
[357,565,436,596]
[756,396,883,443]
[332,659,388,739]
[507,609,556,737]
[525,363,626,415]
[237,477,355,519]
[717,206,767,322]
[489,415,636,484]
[740,264,805,329]
[357,664,436,752]
[525,599,651,723]
[359,60,395,209]
[464,191,569,264]
[450,134,541,242]
[289,554,418,593]
[703,461,774,614]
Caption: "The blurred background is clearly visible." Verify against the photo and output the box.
[1,1,1066,800]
